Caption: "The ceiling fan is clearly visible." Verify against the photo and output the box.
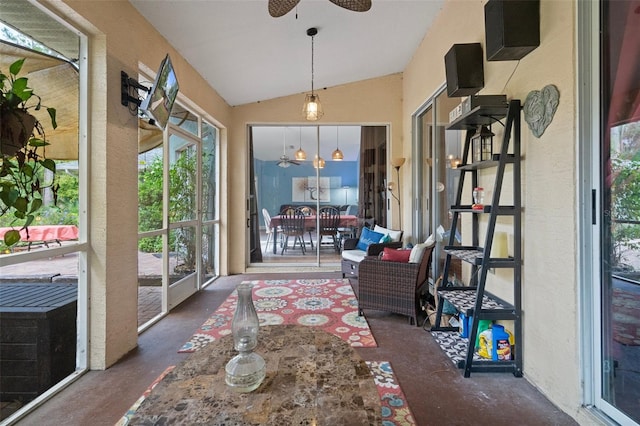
[277,129,301,168]
[268,0,371,17]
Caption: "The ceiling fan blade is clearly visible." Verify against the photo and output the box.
[328,0,372,13]
[268,0,300,17]
[290,160,301,165]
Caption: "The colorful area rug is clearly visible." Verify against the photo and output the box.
[367,361,417,426]
[117,361,415,426]
[179,278,377,353]
[612,286,640,346]
[115,366,175,426]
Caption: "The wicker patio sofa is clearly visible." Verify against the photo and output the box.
[357,241,435,326]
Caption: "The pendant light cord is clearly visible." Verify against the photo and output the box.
[310,34,315,96]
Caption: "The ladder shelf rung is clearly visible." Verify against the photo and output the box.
[446,105,509,130]
[444,246,483,264]
[444,247,517,267]
[456,154,516,170]
[439,289,512,313]
[449,205,517,215]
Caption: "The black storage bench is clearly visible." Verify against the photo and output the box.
[0,284,77,403]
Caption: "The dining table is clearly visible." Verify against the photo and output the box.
[127,325,382,425]
[269,214,358,254]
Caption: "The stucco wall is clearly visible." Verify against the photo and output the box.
[231,74,404,274]
[403,0,581,418]
[45,0,232,368]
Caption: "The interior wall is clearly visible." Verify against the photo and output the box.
[256,159,359,223]
[47,0,232,368]
[231,74,403,274]
[402,0,583,420]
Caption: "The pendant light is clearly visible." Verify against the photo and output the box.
[294,127,306,160]
[313,155,325,169]
[302,28,324,121]
[332,126,344,160]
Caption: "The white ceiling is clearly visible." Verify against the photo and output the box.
[129,0,444,162]
[1,0,445,162]
[130,0,444,162]
[130,0,444,107]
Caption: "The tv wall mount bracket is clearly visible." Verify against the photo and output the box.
[121,71,150,108]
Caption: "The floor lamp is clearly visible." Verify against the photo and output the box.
[390,157,406,229]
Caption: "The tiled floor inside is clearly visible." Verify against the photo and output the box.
[15,272,579,426]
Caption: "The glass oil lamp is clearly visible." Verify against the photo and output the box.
[225,282,265,392]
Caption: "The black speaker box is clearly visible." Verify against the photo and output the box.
[485,0,540,61]
[444,43,484,98]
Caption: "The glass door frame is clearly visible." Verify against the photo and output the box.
[578,1,639,424]
[412,84,461,281]
[165,123,202,310]
[248,124,374,269]
[138,111,219,329]
[412,101,432,245]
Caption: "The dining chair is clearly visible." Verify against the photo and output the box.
[278,207,308,255]
[318,206,341,251]
[299,206,315,249]
[337,204,358,243]
[261,208,280,252]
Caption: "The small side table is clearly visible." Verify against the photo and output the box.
[129,325,381,424]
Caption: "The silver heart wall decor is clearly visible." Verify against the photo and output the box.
[523,84,560,138]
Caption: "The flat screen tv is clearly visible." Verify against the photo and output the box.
[140,54,179,130]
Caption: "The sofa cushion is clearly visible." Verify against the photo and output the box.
[341,248,367,263]
[373,225,403,242]
[409,242,434,263]
[380,247,411,263]
[356,227,385,251]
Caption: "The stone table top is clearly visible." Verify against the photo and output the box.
[128,325,382,425]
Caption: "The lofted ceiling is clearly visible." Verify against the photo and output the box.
[130,0,445,107]
[1,0,445,162]
[130,0,445,162]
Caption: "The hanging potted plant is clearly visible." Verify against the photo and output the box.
[1,58,58,247]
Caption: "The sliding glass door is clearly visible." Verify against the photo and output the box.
[595,1,640,423]
[250,125,365,267]
[413,88,462,282]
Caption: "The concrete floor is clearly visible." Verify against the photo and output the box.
[14,272,579,426]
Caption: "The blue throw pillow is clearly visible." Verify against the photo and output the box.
[356,227,385,251]
[379,234,392,244]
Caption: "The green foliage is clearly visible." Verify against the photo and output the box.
[169,150,197,271]
[136,149,198,273]
[1,58,57,130]
[138,236,163,253]
[0,154,58,228]
[610,122,640,269]
[1,58,59,246]
[169,149,196,223]
[138,154,164,234]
